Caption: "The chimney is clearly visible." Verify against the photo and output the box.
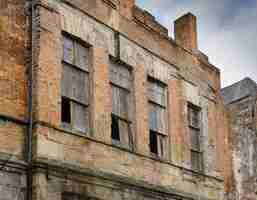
[174,13,198,51]
[119,0,135,19]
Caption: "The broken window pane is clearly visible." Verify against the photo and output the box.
[61,97,71,124]
[111,86,132,148]
[150,130,166,158]
[111,115,120,141]
[150,130,158,155]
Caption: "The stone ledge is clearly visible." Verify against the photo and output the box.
[34,121,224,183]
[34,158,217,200]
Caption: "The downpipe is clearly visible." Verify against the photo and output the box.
[26,0,36,200]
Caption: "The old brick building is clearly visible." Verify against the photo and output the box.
[221,78,257,200]
[0,0,234,200]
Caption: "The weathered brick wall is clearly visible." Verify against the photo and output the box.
[0,0,27,120]
[216,101,233,199]
[0,0,231,199]
[0,0,27,159]
[0,1,28,199]
[226,96,257,200]
[30,1,227,200]
[0,120,26,158]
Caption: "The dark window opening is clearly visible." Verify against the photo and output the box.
[61,97,71,124]
[150,130,158,155]
[111,115,120,141]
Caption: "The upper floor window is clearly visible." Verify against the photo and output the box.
[0,0,7,9]
[61,34,90,133]
[147,77,167,158]
[188,104,203,172]
[110,61,133,149]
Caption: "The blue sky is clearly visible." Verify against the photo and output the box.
[136,0,257,87]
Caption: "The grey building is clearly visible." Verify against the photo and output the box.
[221,78,257,200]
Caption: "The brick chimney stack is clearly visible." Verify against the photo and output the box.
[119,0,135,19]
[174,13,198,51]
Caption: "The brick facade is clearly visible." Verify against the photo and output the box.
[0,0,243,200]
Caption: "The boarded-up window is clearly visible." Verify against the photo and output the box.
[61,34,90,133]
[188,104,203,172]
[62,64,89,104]
[148,77,167,158]
[0,0,7,9]
[110,61,133,149]
[63,35,89,71]
[149,103,166,133]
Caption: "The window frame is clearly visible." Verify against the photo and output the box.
[61,33,91,134]
[147,76,168,158]
[187,103,204,172]
[109,60,134,149]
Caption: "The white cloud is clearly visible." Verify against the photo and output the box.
[136,0,257,87]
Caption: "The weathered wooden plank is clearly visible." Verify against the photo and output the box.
[73,103,89,133]
[60,3,115,56]
[110,62,132,90]
[148,103,167,135]
[63,35,74,65]
[157,134,165,158]
[111,86,130,120]
[61,64,89,104]
[183,81,200,106]
[148,81,166,106]
[119,120,130,147]
[191,151,202,171]
[188,106,200,128]
[119,35,177,83]
[190,128,200,151]
[75,42,89,71]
